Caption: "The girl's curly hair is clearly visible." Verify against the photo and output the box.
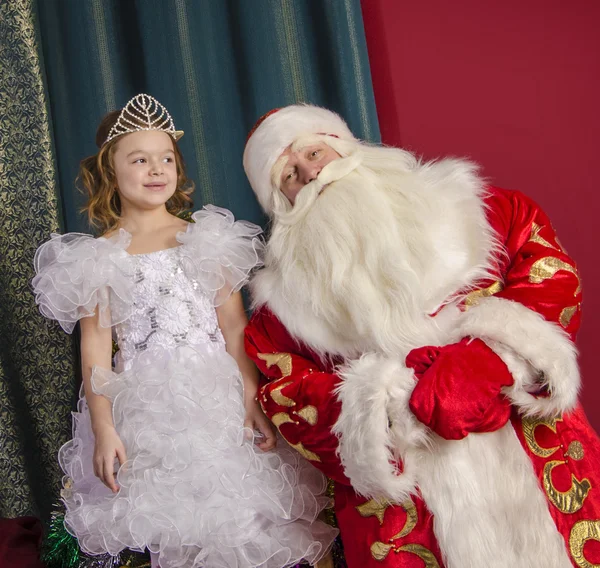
[78,110,194,235]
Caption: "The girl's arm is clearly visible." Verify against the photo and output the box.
[79,312,127,492]
[216,291,277,451]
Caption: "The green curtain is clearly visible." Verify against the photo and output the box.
[1,0,380,522]
[36,0,380,231]
[0,0,78,520]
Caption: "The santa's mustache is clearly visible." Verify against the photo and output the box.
[274,151,363,227]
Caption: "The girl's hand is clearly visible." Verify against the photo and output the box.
[244,400,277,452]
[92,424,127,493]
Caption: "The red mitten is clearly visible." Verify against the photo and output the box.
[406,338,514,440]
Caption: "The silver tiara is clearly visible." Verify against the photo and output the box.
[103,93,184,146]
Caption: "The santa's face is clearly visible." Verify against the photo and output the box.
[277,142,341,204]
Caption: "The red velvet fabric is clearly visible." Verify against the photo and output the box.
[0,517,44,568]
[406,338,514,440]
[245,307,447,567]
[244,187,600,566]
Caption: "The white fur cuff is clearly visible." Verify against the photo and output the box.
[333,354,428,502]
[459,296,580,418]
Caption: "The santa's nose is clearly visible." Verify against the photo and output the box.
[303,164,321,184]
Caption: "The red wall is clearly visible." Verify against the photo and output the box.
[361,0,600,432]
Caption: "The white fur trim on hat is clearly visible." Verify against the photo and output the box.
[243,104,356,213]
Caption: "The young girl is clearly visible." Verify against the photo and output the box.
[32,94,337,567]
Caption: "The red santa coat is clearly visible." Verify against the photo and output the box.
[245,187,600,568]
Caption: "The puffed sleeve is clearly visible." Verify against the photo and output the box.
[177,205,264,305]
[32,231,134,333]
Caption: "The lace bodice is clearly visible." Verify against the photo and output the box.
[115,247,225,363]
[32,205,264,342]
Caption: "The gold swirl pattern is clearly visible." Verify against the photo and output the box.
[569,520,600,568]
[288,441,321,462]
[370,541,395,561]
[295,405,318,425]
[368,499,437,563]
[522,417,562,458]
[356,498,392,525]
[0,0,77,518]
[529,257,581,295]
[389,500,418,540]
[371,542,440,566]
[543,460,591,514]
[271,412,298,428]
[566,441,585,461]
[259,355,321,462]
[269,381,296,407]
[559,306,579,329]
[396,544,441,567]
[529,222,561,251]
[463,281,503,308]
[257,352,293,378]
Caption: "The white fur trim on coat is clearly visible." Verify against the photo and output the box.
[458,296,580,418]
[417,424,572,568]
[243,104,355,213]
[332,354,428,502]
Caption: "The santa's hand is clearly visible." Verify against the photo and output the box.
[405,338,514,440]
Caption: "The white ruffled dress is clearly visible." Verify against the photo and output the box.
[32,206,337,567]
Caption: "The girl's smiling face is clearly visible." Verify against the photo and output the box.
[112,130,178,211]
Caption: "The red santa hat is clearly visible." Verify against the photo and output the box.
[243,104,356,213]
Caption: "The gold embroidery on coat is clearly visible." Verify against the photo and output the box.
[529,223,560,250]
[389,500,418,540]
[371,542,440,566]
[529,257,581,294]
[371,541,394,561]
[269,381,296,407]
[543,460,591,513]
[272,412,298,428]
[369,499,438,563]
[522,417,562,458]
[566,441,585,461]
[257,352,293,378]
[295,405,318,425]
[569,520,600,568]
[560,306,578,328]
[463,281,504,308]
[288,441,321,462]
[396,544,441,567]
[356,498,392,525]
[258,358,320,460]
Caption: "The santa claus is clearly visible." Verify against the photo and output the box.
[242,104,600,568]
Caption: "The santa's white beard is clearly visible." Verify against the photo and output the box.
[266,152,448,357]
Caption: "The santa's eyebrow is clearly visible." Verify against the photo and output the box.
[290,134,323,152]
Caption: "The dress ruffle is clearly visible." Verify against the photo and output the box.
[176,205,264,305]
[32,207,264,333]
[32,231,134,333]
[35,208,333,566]
[59,344,337,567]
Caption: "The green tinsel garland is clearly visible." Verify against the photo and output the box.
[42,508,150,568]
[42,481,347,568]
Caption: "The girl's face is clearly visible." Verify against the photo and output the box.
[112,130,178,212]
